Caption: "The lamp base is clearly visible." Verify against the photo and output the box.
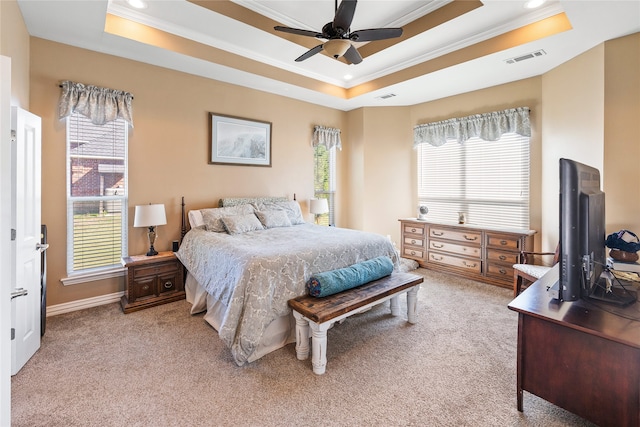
[146,226,158,256]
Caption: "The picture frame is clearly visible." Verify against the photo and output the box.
[209,113,271,167]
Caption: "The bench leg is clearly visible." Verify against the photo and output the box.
[390,295,400,316]
[407,285,420,324]
[309,321,331,375]
[292,311,310,360]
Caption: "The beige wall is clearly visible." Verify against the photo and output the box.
[30,38,345,306]
[0,0,29,108]
[541,45,606,251]
[603,33,640,234]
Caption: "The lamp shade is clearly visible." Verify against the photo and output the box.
[309,198,329,215]
[133,204,167,227]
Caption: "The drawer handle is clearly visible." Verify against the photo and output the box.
[499,268,507,274]
[431,255,443,261]
[432,231,444,236]
[500,240,508,245]
[463,235,478,241]
[411,228,417,233]
[410,250,416,256]
[463,261,477,268]
[411,239,417,244]
[432,243,444,248]
[499,255,507,261]
[142,284,149,291]
[164,281,173,289]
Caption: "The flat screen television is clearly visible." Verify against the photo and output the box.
[558,158,636,305]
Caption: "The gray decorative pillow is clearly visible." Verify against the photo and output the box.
[220,214,264,235]
[256,210,292,228]
[201,204,255,232]
[253,200,305,225]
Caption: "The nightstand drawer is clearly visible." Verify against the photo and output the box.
[158,271,180,294]
[133,261,178,279]
[133,277,156,299]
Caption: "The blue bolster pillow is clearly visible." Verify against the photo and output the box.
[306,256,394,298]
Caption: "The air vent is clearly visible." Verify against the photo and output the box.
[375,93,397,100]
[505,49,546,64]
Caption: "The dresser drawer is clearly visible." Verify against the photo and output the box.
[430,227,482,245]
[486,249,520,264]
[403,224,426,237]
[430,240,481,258]
[404,237,424,247]
[486,263,514,280]
[133,261,178,279]
[486,233,521,250]
[428,252,481,273]
[403,248,424,259]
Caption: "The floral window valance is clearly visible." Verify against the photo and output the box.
[58,80,134,127]
[312,125,342,150]
[413,107,530,148]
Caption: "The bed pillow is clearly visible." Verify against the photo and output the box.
[256,210,292,229]
[201,204,255,232]
[254,200,305,225]
[220,213,264,235]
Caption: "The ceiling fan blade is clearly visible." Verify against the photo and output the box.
[333,0,357,34]
[295,44,324,62]
[343,44,362,64]
[349,28,403,42]
[274,26,324,39]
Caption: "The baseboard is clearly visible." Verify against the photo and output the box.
[46,291,124,317]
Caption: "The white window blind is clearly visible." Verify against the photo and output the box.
[417,133,530,229]
[66,112,128,274]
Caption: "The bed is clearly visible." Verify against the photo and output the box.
[175,197,399,366]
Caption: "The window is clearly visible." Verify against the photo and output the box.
[66,112,128,274]
[314,144,336,226]
[417,133,530,229]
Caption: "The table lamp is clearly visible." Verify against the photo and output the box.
[134,204,167,256]
[309,198,329,225]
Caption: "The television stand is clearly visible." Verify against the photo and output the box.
[588,279,637,306]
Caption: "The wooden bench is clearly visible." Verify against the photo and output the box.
[288,272,423,375]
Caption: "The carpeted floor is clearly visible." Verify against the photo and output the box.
[11,268,596,426]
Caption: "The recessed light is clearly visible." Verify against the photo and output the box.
[126,0,147,9]
[524,0,546,9]
[344,74,353,80]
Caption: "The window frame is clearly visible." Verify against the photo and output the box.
[416,132,530,229]
[65,112,129,277]
[313,144,336,226]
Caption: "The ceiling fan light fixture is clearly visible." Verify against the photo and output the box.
[324,39,351,59]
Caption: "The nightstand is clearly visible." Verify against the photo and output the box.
[120,251,185,313]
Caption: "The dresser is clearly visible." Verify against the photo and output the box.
[399,219,535,288]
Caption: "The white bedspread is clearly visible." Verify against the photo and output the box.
[176,223,398,365]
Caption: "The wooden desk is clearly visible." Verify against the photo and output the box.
[508,265,640,427]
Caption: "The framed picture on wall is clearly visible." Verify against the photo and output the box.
[209,113,272,167]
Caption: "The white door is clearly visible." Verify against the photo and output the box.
[10,107,43,375]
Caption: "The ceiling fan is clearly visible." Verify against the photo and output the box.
[274,0,403,64]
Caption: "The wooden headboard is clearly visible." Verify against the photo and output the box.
[179,194,297,242]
